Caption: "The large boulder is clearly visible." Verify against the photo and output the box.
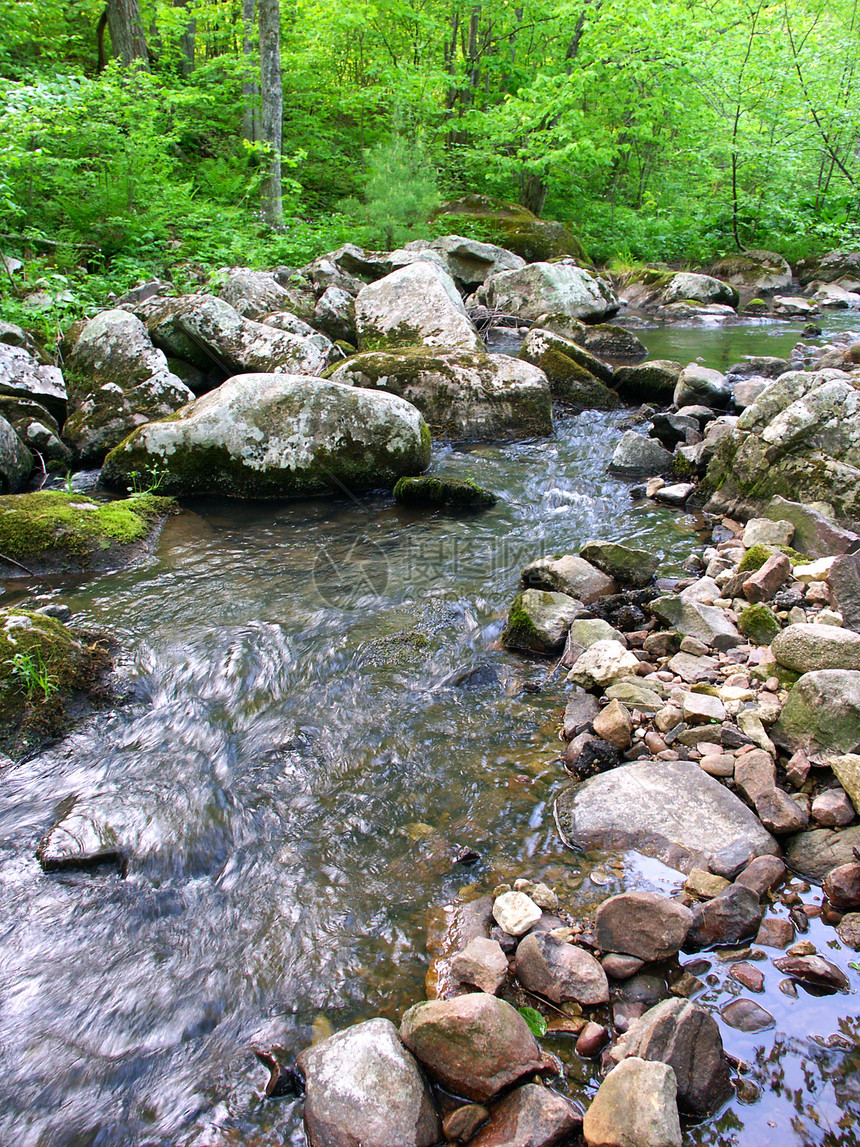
[148,294,337,376]
[0,415,33,492]
[431,195,586,263]
[648,594,741,648]
[327,349,551,441]
[354,263,483,352]
[555,759,779,871]
[673,364,731,410]
[102,373,430,499]
[518,329,618,411]
[296,1018,440,1147]
[659,272,738,308]
[614,361,682,403]
[784,825,860,883]
[64,310,194,463]
[697,369,860,525]
[710,250,792,296]
[772,670,860,756]
[580,540,658,588]
[479,263,619,323]
[218,267,302,319]
[502,590,582,656]
[763,495,859,558]
[0,341,67,422]
[608,432,673,477]
[612,999,732,1117]
[796,249,860,287]
[522,554,615,603]
[399,994,551,1103]
[772,623,860,673]
[428,235,526,288]
[0,397,70,465]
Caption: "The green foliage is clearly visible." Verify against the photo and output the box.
[518,1006,547,1038]
[7,648,59,700]
[341,135,440,250]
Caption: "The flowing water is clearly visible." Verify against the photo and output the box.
[0,315,858,1147]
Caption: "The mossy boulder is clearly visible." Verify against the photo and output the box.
[502,589,581,656]
[393,475,497,510]
[772,670,860,756]
[353,262,483,353]
[478,262,618,324]
[738,603,781,645]
[0,490,178,575]
[710,250,792,295]
[327,349,551,441]
[579,540,658,588]
[614,360,683,403]
[738,544,773,573]
[102,373,431,499]
[0,608,115,757]
[431,195,587,263]
[518,330,618,411]
[0,414,34,493]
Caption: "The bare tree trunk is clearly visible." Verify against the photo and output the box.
[258,0,283,224]
[106,0,150,68]
[242,0,261,142]
[174,0,196,75]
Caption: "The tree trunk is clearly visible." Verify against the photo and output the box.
[106,0,150,68]
[242,0,261,142]
[174,0,196,76]
[258,0,283,224]
[518,171,547,216]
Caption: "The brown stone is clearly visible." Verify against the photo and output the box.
[729,961,765,991]
[593,699,633,750]
[812,788,855,827]
[823,862,860,909]
[734,750,809,834]
[743,554,791,603]
[754,917,795,948]
[516,932,609,1006]
[468,1084,582,1147]
[595,892,693,962]
[576,1022,610,1058]
[773,955,850,992]
[688,884,763,948]
[735,855,786,899]
[443,1104,490,1142]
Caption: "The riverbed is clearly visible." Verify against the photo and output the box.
[0,314,858,1146]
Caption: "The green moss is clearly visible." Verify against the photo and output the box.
[0,609,114,756]
[502,592,544,653]
[394,475,497,510]
[531,348,619,411]
[750,662,800,687]
[738,603,781,645]
[0,491,178,569]
[673,452,695,479]
[361,629,430,668]
[357,319,426,353]
[738,544,773,572]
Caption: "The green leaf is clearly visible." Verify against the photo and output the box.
[518,1006,547,1038]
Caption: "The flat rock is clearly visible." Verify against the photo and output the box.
[555,760,779,872]
[568,640,641,689]
[763,496,859,558]
[297,1018,441,1147]
[595,892,692,962]
[580,540,658,588]
[773,954,850,992]
[516,932,609,1005]
[399,994,551,1103]
[562,689,601,738]
[721,999,775,1032]
[36,797,125,872]
[773,623,860,673]
[522,554,616,604]
[649,595,741,648]
[563,619,624,669]
[468,1083,582,1147]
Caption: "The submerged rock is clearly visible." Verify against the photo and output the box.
[102,374,430,499]
[399,994,552,1103]
[296,1017,441,1147]
[36,795,125,872]
[555,759,779,871]
[394,475,497,510]
[328,349,551,441]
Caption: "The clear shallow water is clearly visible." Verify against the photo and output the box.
[0,320,858,1146]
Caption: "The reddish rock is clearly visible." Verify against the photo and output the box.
[773,955,850,992]
[399,994,553,1103]
[754,917,795,948]
[687,883,763,948]
[468,1083,582,1147]
[729,962,765,992]
[576,1022,609,1058]
[721,999,775,1032]
[443,1104,490,1142]
[516,932,609,1006]
[735,855,786,899]
[743,554,791,603]
[595,891,693,962]
[734,751,808,834]
[823,862,860,909]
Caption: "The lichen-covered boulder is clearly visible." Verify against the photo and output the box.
[354,262,483,352]
[296,1018,441,1147]
[217,267,298,319]
[673,364,731,410]
[312,286,356,343]
[102,373,430,499]
[65,309,194,463]
[659,272,738,308]
[428,234,525,288]
[431,195,586,262]
[697,369,860,523]
[0,397,70,464]
[399,993,552,1103]
[0,415,34,492]
[0,341,67,422]
[608,431,673,477]
[796,249,860,287]
[710,250,792,296]
[327,349,551,441]
[772,670,860,756]
[479,262,618,323]
[518,328,619,411]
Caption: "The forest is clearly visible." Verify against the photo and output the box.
[1,0,858,337]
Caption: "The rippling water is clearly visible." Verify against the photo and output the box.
[0,317,858,1146]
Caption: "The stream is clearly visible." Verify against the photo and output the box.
[0,314,858,1147]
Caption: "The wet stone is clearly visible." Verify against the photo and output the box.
[721,999,775,1032]
[730,962,765,992]
[755,917,795,948]
[595,891,693,962]
[688,884,763,948]
[516,932,610,1006]
[602,953,645,980]
[823,863,860,910]
[773,954,850,992]
[468,1083,582,1147]
[451,937,509,994]
[684,869,730,899]
[493,891,542,937]
[562,689,600,739]
[576,1022,609,1058]
[837,912,860,949]
[443,1104,490,1142]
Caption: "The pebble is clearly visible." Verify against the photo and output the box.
[576,1021,609,1058]
[721,999,775,1031]
[601,953,645,980]
[492,891,542,936]
[730,962,765,992]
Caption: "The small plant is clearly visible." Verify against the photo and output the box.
[64,470,75,494]
[127,463,169,495]
[518,1006,547,1038]
[7,650,59,701]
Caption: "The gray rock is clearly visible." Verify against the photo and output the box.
[555,759,779,871]
[516,932,609,1005]
[567,640,641,689]
[399,994,551,1103]
[580,540,658,588]
[451,937,509,994]
[772,623,860,672]
[328,349,551,441]
[595,892,692,962]
[313,286,355,342]
[467,1083,582,1147]
[649,595,741,648]
[784,825,860,883]
[429,235,526,289]
[712,251,792,295]
[563,619,625,669]
[764,496,859,558]
[520,327,614,385]
[828,553,860,632]
[772,670,860,756]
[687,884,764,947]
[661,272,738,308]
[354,262,483,352]
[612,999,732,1117]
[562,689,601,737]
[102,373,430,499]
[614,360,682,402]
[583,1057,682,1147]
[296,1018,440,1147]
[522,554,615,604]
[502,589,582,656]
[481,262,619,323]
[218,268,297,319]
[608,431,673,477]
[673,364,731,410]
[0,341,67,421]
[721,1000,775,1032]
[0,415,33,492]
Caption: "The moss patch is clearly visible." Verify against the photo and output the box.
[0,609,115,757]
[738,544,773,573]
[502,593,543,654]
[738,603,781,645]
[0,491,178,575]
[394,475,497,510]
